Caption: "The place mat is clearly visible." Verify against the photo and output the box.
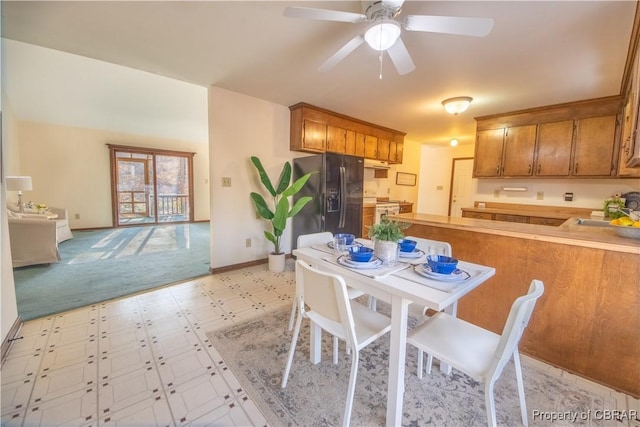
[310,243,336,254]
[392,266,467,293]
[322,255,409,278]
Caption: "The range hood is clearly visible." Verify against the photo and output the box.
[364,159,390,169]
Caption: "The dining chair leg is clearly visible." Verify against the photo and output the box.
[282,311,303,388]
[416,349,424,379]
[343,349,359,427]
[513,350,529,426]
[484,380,498,427]
[287,300,297,331]
[333,336,339,364]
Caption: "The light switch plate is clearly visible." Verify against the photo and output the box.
[222,177,231,187]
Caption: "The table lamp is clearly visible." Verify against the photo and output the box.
[6,176,33,214]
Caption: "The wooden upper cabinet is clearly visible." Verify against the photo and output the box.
[354,133,366,157]
[502,125,537,176]
[377,138,390,161]
[326,125,347,153]
[393,141,404,163]
[474,96,623,179]
[301,119,326,152]
[364,135,378,158]
[473,129,505,177]
[573,115,617,176]
[535,120,573,176]
[344,130,356,155]
[289,103,406,161]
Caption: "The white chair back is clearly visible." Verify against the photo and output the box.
[405,236,452,256]
[490,280,544,381]
[297,231,333,249]
[295,260,356,348]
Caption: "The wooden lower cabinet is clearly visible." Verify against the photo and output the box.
[362,206,375,238]
[529,216,565,226]
[462,211,494,220]
[405,223,640,398]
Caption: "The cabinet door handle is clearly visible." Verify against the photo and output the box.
[528,164,532,174]
[574,163,579,174]
[537,164,541,174]
[496,165,500,175]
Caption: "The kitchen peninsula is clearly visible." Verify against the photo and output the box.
[388,212,639,397]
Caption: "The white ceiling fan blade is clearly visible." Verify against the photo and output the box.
[319,35,365,72]
[405,15,494,37]
[386,37,415,75]
[284,6,366,23]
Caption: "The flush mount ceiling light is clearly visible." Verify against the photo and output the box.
[364,20,402,51]
[450,138,459,147]
[442,96,473,115]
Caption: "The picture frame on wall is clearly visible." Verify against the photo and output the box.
[396,172,416,186]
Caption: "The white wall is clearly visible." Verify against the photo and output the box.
[417,144,475,214]
[208,87,296,269]
[16,121,210,228]
[1,92,20,347]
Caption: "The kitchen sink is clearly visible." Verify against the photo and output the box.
[574,218,612,227]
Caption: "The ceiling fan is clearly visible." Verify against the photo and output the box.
[284,0,494,77]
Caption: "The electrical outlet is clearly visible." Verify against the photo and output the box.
[494,190,500,198]
[245,238,251,248]
[436,185,443,191]
[222,177,231,187]
[537,192,544,200]
[74,213,80,220]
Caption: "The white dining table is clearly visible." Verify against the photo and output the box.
[292,243,496,427]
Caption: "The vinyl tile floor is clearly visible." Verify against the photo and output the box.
[1,259,638,426]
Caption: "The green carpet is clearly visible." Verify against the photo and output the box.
[13,223,210,320]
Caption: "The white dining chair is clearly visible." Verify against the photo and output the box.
[404,236,454,317]
[282,260,392,427]
[291,232,366,330]
[407,279,544,427]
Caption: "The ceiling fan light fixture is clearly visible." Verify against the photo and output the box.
[364,20,401,51]
[442,96,473,115]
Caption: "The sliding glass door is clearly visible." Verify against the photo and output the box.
[109,145,195,226]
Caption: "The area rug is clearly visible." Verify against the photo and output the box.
[13,223,210,320]
[207,306,617,427]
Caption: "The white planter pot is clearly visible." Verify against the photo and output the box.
[374,240,399,266]
[268,252,286,273]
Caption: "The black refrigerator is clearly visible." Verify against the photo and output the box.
[292,153,364,249]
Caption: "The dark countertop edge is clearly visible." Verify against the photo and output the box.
[389,213,640,255]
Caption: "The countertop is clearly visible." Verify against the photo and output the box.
[388,212,640,254]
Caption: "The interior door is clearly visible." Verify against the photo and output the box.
[449,158,474,217]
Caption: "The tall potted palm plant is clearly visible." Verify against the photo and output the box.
[250,156,315,272]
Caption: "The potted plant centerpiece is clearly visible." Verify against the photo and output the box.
[250,156,315,272]
[368,218,410,266]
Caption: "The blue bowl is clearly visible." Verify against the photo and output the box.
[335,233,355,245]
[426,254,458,274]
[348,246,374,262]
[398,239,417,253]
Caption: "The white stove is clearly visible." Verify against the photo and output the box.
[374,202,400,224]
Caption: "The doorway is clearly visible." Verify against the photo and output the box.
[448,157,474,217]
[109,145,195,226]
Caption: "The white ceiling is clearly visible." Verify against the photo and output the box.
[1,1,636,146]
